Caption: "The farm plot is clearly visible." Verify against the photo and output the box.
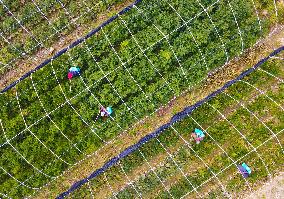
[0,0,127,75]
[0,0,282,198]
[69,58,284,198]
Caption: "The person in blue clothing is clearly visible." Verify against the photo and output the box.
[237,163,252,178]
[191,128,205,144]
[100,106,113,118]
[68,66,80,79]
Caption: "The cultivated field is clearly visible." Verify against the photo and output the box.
[67,58,283,199]
[0,0,132,87]
[0,0,283,198]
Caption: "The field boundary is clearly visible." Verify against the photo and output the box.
[56,46,284,198]
[0,0,141,94]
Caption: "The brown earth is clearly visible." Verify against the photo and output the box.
[0,0,134,90]
[31,24,284,198]
[110,75,284,199]
[245,172,284,199]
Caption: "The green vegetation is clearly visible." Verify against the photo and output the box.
[255,0,284,24]
[0,0,282,198]
[69,59,283,198]
[0,0,126,74]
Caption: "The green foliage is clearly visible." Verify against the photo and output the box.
[0,0,126,75]
[0,0,282,198]
[85,59,284,198]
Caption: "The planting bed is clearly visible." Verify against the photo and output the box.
[69,58,284,198]
[0,0,126,75]
[0,0,283,198]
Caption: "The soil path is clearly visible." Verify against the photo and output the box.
[108,76,283,199]
[32,25,284,198]
[0,0,133,90]
[245,172,284,199]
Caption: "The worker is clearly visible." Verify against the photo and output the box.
[106,107,113,115]
[68,72,73,79]
[237,163,251,178]
[100,106,113,118]
[68,66,80,79]
[191,128,205,144]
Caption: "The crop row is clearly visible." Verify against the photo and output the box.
[0,0,277,197]
[68,59,283,198]
[2,0,283,75]
[0,0,124,74]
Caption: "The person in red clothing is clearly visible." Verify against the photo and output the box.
[68,72,73,80]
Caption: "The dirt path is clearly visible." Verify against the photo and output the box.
[245,172,284,199]
[31,24,284,198]
[30,24,284,198]
[112,75,284,199]
[0,0,134,90]
[94,140,186,199]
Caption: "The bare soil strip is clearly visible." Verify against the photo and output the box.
[0,0,133,90]
[102,77,282,199]
[244,173,284,199]
[32,25,284,198]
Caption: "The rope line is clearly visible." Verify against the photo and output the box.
[0,0,142,94]
[56,46,284,198]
